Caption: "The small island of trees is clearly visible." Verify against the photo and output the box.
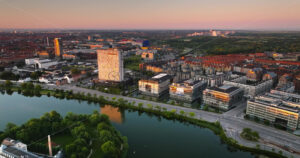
[0,111,128,158]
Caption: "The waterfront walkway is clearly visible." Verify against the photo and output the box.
[42,84,300,157]
[1,79,299,157]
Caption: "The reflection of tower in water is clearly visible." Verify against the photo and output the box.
[100,105,124,124]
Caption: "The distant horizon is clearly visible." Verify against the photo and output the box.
[1,0,300,31]
[1,28,300,32]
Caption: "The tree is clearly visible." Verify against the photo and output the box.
[138,103,143,108]
[26,82,34,90]
[71,125,90,141]
[99,130,114,143]
[97,122,112,131]
[180,110,185,116]
[189,112,195,117]
[0,71,19,80]
[5,123,17,132]
[147,104,153,109]
[5,80,12,88]
[101,141,118,158]
[263,119,270,125]
[35,85,42,91]
[240,128,259,141]
[203,105,209,111]
[71,68,81,75]
[30,72,41,80]
[89,111,102,125]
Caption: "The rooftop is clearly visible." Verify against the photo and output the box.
[249,92,300,113]
[209,85,239,94]
[0,145,40,158]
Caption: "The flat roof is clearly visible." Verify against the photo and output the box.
[250,95,300,113]
[209,85,239,94]
[152,73,167,79]
[142,73,172,83]
[2,146,40,158]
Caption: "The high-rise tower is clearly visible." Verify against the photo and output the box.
[97,48,124,82]
[54,38,63,57]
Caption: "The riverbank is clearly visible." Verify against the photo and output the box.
[0,82,291,158]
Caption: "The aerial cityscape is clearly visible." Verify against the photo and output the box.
[0,0,300,158]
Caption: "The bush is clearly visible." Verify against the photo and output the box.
[240,128,260,141]
[189,112,195,117]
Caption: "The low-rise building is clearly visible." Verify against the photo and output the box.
[203,85,244,111]
[25,58,58,69]
[246,91,300,131]
[37,50,50,59]
[139,73,172,97]
[0,138,42,158]
[195,73,229,87]
[278,74,292,86]
[62,54,77,60]
[224,76,273,98]
[294,74,300,94]
[169,79,207,103]
[141,50,157,62]
[246,68,263,82]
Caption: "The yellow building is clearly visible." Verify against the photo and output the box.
[145,65,163,73]
[62,54,76,60]
[97,48,124,82]
[54,38,62,57]
[37,50,49,58]
[141,50,157,61]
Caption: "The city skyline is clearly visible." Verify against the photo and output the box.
[1,0,300,30]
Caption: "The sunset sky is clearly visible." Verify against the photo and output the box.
[0,0,300,30]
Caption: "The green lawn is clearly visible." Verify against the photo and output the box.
[43,133,75,147]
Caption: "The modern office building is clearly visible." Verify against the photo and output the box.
[54,38,63,58]
[246,91,300,131]
[170,79,207,103]
[97,48,124,82]
[203,85,244,111]
[139,73,172,97]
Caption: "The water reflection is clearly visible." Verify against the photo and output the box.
[100,105,125,124]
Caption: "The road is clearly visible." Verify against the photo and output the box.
[38,84,300,156]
